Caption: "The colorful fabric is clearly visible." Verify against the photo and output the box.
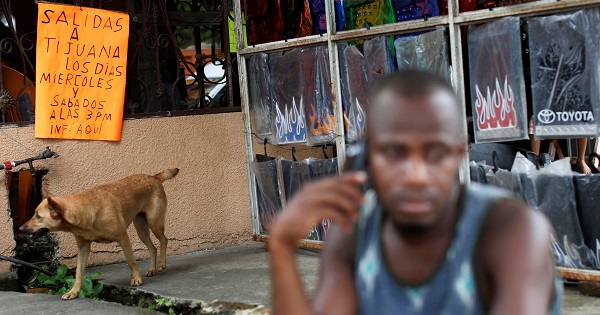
[345,0,396,31]
[243,0,284,45]
[283,0,313,39]
[393,0,439,22]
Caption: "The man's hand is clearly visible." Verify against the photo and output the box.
[270,172,367,249]
[268,172,366,315]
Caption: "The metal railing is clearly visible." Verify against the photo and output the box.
[0,0,240,127]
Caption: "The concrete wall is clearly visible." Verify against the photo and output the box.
[0,113,252,273]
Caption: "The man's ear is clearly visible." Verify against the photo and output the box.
[47,198,63,218]
[42,187,54,199]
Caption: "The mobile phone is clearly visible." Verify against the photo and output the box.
[344,139,368,172]
[344,139,371,193]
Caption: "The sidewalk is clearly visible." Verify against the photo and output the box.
[0,291,161,314]
[1,243,599,314]
[88,243,319,308]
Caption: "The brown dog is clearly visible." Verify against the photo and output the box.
[19,168,179,300]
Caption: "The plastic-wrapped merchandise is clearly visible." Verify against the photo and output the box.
[574,175,600,267]
[307,157,339,240]
[308,157,339,180]
[528,9,600,138]
[394,27,450,82]
[252,159,283,234]
[364,37,394,84]
[339,44,369,143]
[467,17,528,143]
[280,157,320,241]
[470,143,537,171]
[514,157,597,269]
[340,37,393,142]
[280,158,311,202]
[469,161,488,184]
[269,48,307,144]
[483,168,524,199]
[243,0,284,45]
[302,46,336,146]
[247,53,273,139]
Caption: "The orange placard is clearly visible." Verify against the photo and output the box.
[35,3,129,141]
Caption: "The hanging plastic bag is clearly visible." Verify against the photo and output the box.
[302,46,337,146]
[527,9,600,139]
[248,53,273,139]
[269,48,307,144]
[394,27,450,82]
[280,158,311,202]
[340,37,393,142]
[364,36,394,84]
[305,157,339,240]
[252,160,283,234]
[514,155,597,269]
[574,175,600,267]
[339,44,369,143]
[469,161,488,184]
[308,157,339,180]
[467,17,528,143]
[483,167,523,198]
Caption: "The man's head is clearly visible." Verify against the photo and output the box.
[366,70,466,233]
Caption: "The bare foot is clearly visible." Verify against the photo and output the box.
[577,159,592,174]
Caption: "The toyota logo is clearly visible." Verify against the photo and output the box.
[538,109,556,124]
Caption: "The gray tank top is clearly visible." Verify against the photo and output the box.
[355,184,562,315]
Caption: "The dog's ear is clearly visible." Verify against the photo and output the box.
[42,187,54,199]
[47,198,63,218]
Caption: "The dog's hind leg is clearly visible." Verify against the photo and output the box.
[118,234,143,286]
[62,237,91,300]
[147,213,168,271]
[134,214,158,277]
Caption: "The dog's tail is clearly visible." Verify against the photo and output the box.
[154,168,180,182]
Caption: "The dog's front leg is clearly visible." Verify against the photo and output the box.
[118,234,143,286]
[62,237,91,300]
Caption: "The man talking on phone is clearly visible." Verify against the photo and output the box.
[268,70,561,315]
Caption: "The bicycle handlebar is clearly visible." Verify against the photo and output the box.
[1,147,59,170]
